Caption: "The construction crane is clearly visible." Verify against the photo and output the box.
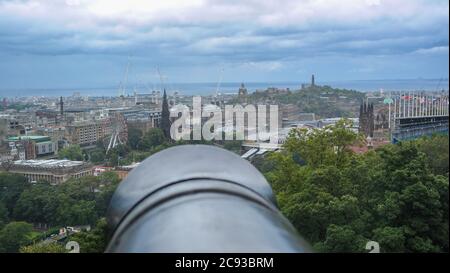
[118,56,132,97]
[215,67,224,97]
[213,67,224,105]
[156,66,167,91]
[435,76,444,92]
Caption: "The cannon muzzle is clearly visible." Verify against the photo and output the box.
[106,145,312,252]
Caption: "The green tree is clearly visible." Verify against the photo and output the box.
[140,128,166,150]
[0,221,33,253]
[0,172,30,217]
[160,89,171,139]
[13,175,112,227]
[283,119,361,168]
[13,182,60,225]
[263,122,448,253]
[315,224,366,253]
[55,198,97,226]
[105,144,130,167]
[89,149,106,164]
[60,175,99,201]
[94,172,121,216]
[69,218,108,253]
[0,202,8,228]
[58,145,84,161]
[128,127,143,150]
[416,135,449,176]
[223,140,242,154]
[372,226,405,253]
[20,242,67,253]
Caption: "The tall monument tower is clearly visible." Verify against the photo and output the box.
[311,74,315,87]
[60,96,64,116]
[238,83,248,103]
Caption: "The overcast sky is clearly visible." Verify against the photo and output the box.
[0,0,448,89]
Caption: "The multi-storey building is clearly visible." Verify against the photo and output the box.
[65,112,128,147]
[65,120,110,147]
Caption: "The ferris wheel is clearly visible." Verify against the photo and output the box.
[106,113,128,154]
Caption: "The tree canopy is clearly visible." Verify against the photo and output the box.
[140,128,166,150]
[263,123,448,253]
[9,172,120,227]
[0,221,33,253]
[128,127,144,150]
[20,242,67,253]
[69,218,109,253]
[58,145,84,161]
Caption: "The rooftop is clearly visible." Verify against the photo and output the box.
[13,159,85,169]
[8,135,51,142]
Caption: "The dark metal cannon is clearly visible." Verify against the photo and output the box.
[106,145,312,252]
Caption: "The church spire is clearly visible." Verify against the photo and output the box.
[160,89,171,140]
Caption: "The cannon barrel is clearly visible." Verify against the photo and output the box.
[106,145,312,252]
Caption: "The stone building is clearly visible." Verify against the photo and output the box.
[65,120,111,147]
[2,159,93,184]
[359,102,374,137]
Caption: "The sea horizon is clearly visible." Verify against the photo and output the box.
[0,78,448,98]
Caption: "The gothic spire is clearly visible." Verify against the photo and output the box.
[160,89,171,140]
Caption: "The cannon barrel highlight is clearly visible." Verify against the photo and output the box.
[106,145,312,252]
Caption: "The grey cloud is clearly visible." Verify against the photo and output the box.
[0,0,448,86]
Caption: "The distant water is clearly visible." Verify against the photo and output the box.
[0,79,448,98]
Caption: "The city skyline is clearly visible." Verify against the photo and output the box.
[0,0,448,89]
